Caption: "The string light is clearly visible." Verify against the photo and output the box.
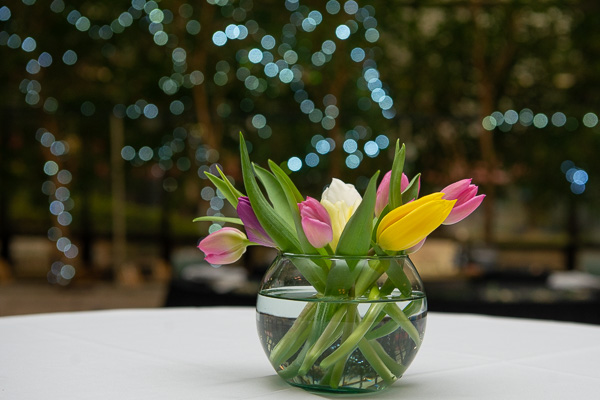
[482,109,599,132]
[2,0,404,281]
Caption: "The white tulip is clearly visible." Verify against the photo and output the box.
[320,179,362,250]
[321,178,362,206]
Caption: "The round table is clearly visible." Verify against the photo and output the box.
[1,308,599,399]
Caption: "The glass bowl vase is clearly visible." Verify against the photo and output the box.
[256,253,427,393]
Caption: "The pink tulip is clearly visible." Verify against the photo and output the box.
[375,171,420,216]
[298,196,333,248]
[237,197,276,247]
[197,227,249,265]
[406,237,427,254]
[441,179,485,225]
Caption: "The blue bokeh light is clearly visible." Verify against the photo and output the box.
[305,152,319,167]
[364,141,379,157]
[345,154,360,169]
[343,139,358,153]
[315,139,331,154]
[287,156,302,172]
[335,25,350,40]
[375,135,390,149]
[212,31,227,46]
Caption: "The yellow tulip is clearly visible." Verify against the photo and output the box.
[376,193,455,252]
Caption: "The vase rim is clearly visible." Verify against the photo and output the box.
[280,252,410,260]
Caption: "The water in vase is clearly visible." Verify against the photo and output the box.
[256,287,427,392]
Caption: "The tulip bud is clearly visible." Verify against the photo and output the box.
[440,179,485,225]
[299,197,333,248]
[197,227,249,265]
[375,171,419,217]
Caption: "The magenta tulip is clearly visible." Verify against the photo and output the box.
[441,179,485,225]
[197,227,249,265]
[299,196,333,248]
[375,171,420,216]
[237,197,276,247]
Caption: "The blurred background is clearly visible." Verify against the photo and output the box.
[1,0,599,322]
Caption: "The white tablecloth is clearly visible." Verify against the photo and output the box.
[1,308,599,399]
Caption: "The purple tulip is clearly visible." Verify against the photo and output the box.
[375,171,420,216]
[298,196,333,248]
[441,179,485,225]
[197,227,249,265]
[237,197,276,247]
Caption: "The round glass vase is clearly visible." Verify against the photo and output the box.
[256,253,427,394]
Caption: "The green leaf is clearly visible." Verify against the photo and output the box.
[216,166,245,201]
[389,141,406,210]
[239,133,301,252]
[287,258,327,292]
[193,216,243,225]
[268,160,326,255]
[354,258,389,297]
[385,258,412,297]
[324,261,354,297]
[401,173,421,204]
[269,162,321,256]
[372,204,390,244]
[336,171,380,258]
[253,164,295,230]
[205,172,240,209]
[271,163,329,256]
[268,160,304,203]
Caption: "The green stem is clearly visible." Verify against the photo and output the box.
[357,338,396,384]
[277,340,312,379]
[354,266,383,297]
[365,299,418,340]
[316,246,329,257]
[320,367,335,387]
[275,321,312,366]
[354,257,391,297]
[319,302,386,370]
[269,303,317,365]
[369,339,407,378]
[384,303,422,347]
[298,305,347,376]
[366,309,389,337]
[402,297,423,318]
[328,303,358,389]
[365,318,399,340]
[324,243,334,256]
[379,277,396,297]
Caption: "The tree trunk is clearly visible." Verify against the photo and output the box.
[109,114,127,279]
[471,0,498,243]
[0,107,13,269]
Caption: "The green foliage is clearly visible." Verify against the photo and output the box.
[402,174,421,204]
[2,0,599,246]
[389,142,406,210]
[239,134,301,252]
[336,171,380,257]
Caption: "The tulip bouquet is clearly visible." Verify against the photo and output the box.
[195,133,484,390]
